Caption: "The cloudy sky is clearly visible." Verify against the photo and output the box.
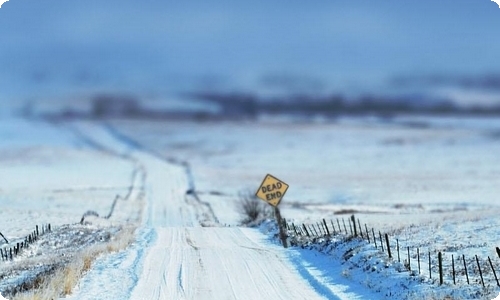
[1,0,500,100]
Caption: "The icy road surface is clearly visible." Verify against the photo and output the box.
[66,122,378,300]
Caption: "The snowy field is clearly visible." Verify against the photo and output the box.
[109,116,500,224]
[0,118,137,237]
[1,114,500,299]
[107,115,500,298]
[0,118,141,296]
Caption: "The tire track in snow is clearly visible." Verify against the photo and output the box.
[131,228,328,300]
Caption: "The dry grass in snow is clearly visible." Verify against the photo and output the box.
[10,226,136,300]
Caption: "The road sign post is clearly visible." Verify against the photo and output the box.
[256,174,289,248]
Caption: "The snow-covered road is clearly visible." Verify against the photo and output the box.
[131,227,327,300]
[66,122,378,300]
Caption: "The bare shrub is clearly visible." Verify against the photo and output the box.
[237,191,272,225]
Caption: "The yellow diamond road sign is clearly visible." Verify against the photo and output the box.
[255,174,289,207]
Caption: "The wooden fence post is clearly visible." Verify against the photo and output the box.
[351,215,357,236]
[331,220,336,235]
[342,219,347,234]
[298,226,304,236]
[452,254,456,285]
[372,228,377,248]
[396,239,400,262]
[463,255,469,284]
[438,252,443,285]
[417,248,421,274]
[429,252,432,279]
[407,247,411,271]
[291,223,298,236]
[336,219,342,233]
[316,223,324,236]
[315,223,321,236]
[365,224,370,243]
[357,219,363,238]
[379,232,384,252]
[496,247,500,259]
[274,207,288,248]
[310,224,318,236]
[488,256,500,287]
[476,255,484,287]
[323,219,330,236]
[385,234,392,259]
[302,224,310,237]
[0,232,8,244]
[348,218,354,236]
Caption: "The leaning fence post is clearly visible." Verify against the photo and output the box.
[302,224,310,237]
[357,219,363,239]
[314,223,321,236]
[385,234,392,259]
[438,252,443,285]
[365,224,370,243]
[298,226,304,236]
[476,255,484,287]
[310,224,318,236]
[372,228,377,249]
[496,247,500,259]
[337,219,342,233]
[488,256,500,287]
[319,222,326,236]
[306,224,314,237]
[323,219,330,236]
[0,232,8,244]
[291,223,298,236]
[316,223,324,236]
[463,255,469,284]
[379,232,384,252]
[348,219,353,236]
[331,220,336,235]
[342,219,347,234]
[350,215,357,236]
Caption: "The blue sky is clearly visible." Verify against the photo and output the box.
[1,0,500,99]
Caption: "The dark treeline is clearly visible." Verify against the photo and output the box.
[38,91,500,121]
[192,91,500,118]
